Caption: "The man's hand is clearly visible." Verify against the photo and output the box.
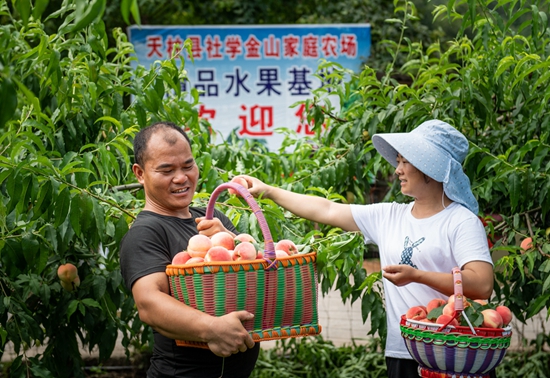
[206,311,256,357]
[195,217,235,238]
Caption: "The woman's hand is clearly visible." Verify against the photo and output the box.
[235,175,271,199]
[382,264,420,286]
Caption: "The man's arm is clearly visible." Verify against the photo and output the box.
[131,272,255,357]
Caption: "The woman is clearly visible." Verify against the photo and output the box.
[238,119,494,378]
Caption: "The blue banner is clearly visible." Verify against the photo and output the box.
[128,24,371,150]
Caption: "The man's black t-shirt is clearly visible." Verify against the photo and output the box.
[120,208,260,378]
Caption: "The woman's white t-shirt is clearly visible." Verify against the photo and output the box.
[350,201,493,359]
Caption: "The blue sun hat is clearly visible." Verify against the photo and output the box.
[371,119,479,214]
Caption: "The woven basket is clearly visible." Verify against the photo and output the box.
[166,182,322,348]
[400,268,512,377]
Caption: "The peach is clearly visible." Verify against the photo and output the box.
[234,233,256,244]
[520,237,533,251]
[448,294,471,309]
[436,314,459,327]
[481,309,504,328]
[406,306,427,320]
[210,231,235,250]
[57,263,78,283]
[474,299,488,306]
[257,250,264,259]
[496,305,513,326]
[204,246,232,262]
[185,257,205,264]
[233,241,257,261]
[228,177,249,195]
[275,239,298,255]
[187,234,212,258]
[426,298,447,314]
[61,276,80,292]
[442,303,455,316]
[172,251,191,265]
[275,250,289,258]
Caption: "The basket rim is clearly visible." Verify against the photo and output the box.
[166,251,317,269]
[402,316,513,334]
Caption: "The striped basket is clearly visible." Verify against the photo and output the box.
[166,182,322,348]
[400,268,512,377]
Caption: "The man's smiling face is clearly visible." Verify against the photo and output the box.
[133,128,199,218]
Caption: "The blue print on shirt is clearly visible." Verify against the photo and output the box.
[399,236,425,269]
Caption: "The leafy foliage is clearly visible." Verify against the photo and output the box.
[2,0,550,375]
[250,337,387,378]
[0,0,196,375]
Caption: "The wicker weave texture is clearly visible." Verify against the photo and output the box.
[400,316,511,375]
[166,182,322,348]
[168,254,319,332]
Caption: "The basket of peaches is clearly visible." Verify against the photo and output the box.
[400,267,512,377]
[165,181,322,349]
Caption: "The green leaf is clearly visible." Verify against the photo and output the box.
[69,194,81,237]
[33,180,52,219]
[15,0,31,26]
[120,0,131,24]
[0,326,7,346]
[15,175,31,214]
[129,0,140,25]
[21,234,40,267]
[54,187,71,227]
[32,0,50,20]
[79,192,94,233]
[507,171,520,211]
[0,78,18,128]
[13,77,41,113]
[81,298,102,309]
[114,216,129,245]
[92,275,107,299]
[67,300,79,319]
[526,293,550,318]
[120,0,140,25]
[67,0,106,34]
[92,198,105,240]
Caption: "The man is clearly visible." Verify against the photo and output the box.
[120,121,259,377]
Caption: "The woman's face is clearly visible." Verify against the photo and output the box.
[395,154,427,198]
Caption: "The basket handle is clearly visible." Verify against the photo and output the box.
[205,182,277,264]
[436,267,477,334]
[452,267,464,311]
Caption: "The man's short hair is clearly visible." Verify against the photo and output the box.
[133,121,191,166]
